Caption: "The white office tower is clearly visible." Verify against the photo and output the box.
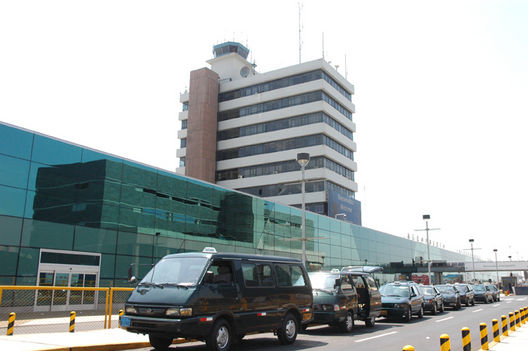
[177,42,361,224]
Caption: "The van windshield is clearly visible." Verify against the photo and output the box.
[141,257,208,286]
[308,273,340,291]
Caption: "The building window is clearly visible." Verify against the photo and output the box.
[181,120,187,130]
[217,111,354,142]
[179,157,185,167]
[218,69,351,102]
[216,134,354,161]
[182,102,189,111]
[180,138,187,148]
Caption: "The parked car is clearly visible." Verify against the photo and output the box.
[308,266,382,332]
[474,284,494,303]
[488,284,500,302]
[121,248,313,351]
[435,285,462,309]
[454,283,475,306]
[418,285,444,314]
[380,281,425,322]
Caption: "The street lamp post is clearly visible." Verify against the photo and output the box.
[297,153,310,267]
[493,249,499,287]
[415,215,439,284]
[469,239,476,282]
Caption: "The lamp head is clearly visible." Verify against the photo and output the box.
[297,153,310,167]
[469,239,474,243]
[422,214,430,220]
[493,249,497,252]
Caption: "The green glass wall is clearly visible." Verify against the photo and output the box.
[0,122,472,286]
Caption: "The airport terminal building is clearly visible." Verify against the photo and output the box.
[0,122,471,291]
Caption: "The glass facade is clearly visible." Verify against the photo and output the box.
[0,122,472,287]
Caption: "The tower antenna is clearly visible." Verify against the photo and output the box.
[298,2,303,64]
[322,32,325,59]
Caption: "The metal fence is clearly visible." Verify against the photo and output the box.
[0,286,133,335]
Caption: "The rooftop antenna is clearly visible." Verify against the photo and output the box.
[322,32,325,59]
[344,54,348,79]
[298,2,303,64]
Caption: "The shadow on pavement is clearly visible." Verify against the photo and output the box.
[163,338,327,351]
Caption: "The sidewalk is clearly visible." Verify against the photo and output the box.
[0,328,152,351]
[488,325,528,351]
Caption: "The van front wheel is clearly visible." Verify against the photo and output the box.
[149,335,172,351]
[206,319,232,351]
[278,313,298,345]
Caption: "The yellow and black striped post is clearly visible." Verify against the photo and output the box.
[515,310,521,328]
[440,333,450,351]
[118,309,124,328]
[502,315,508,337]
[522,307,526,325]
[69,311,76,333]
[480,322,489,350]
[402,345,415,351]
[492,319,500,343]
[509,312,516,332]
[461,327,471,351]
[6,312,15,336]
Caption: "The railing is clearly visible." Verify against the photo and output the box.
[0,286,133,334]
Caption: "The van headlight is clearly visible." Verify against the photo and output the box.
[125,306,137,314]
[165,307,192,317]
[166,308,180,317]
[179,308,192,317]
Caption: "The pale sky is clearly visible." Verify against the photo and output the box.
[1,1,527,261]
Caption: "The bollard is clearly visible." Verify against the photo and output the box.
[502,315,508,337]
[440,333,451,351]
[118,309,124,328]
[523,307,527,325]
[492,319,500,343]
[480,322,489,350]
[69,311,76,333]
[515,310,521,328]
[509,312,516,332]
[402,345,415,351]
[6,312,15,336]
[461,327,471,351]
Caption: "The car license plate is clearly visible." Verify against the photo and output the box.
[380,310,387,316]
[120,316,131,328]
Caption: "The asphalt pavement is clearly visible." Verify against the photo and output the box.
[0,294,526,351]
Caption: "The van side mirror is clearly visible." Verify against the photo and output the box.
[334,278,341,288]
[204,271,214,284]
[129,276,137,284]
[410,292,416,297]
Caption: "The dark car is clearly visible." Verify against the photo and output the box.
[121,248,313,351]
[435,285,461,309]
[418,285,444,314]
[488,284,500,302]
[380,281,425,322]
[474,284,494,303]
[308,266,382,332]
[454,283,475,306]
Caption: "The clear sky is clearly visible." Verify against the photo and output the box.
[1,1,527,261]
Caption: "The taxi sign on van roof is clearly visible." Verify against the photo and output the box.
[202,247,217,253]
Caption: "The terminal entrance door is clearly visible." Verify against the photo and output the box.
[35,249,101,312]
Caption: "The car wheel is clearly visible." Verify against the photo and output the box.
[277,313,298,345]
[498,296,501,302]
[456,299,461,310]
[432,303,437,315]
[404,306,412,323]
[365,316,376,328]
[471,298,475,306]
[149,335,172,351]
[484,297,489,304]
[440,302,445,313]
[339,312,354,333]
[206,319,232,351]
[418,306,424,319]
[465,299,470,307]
